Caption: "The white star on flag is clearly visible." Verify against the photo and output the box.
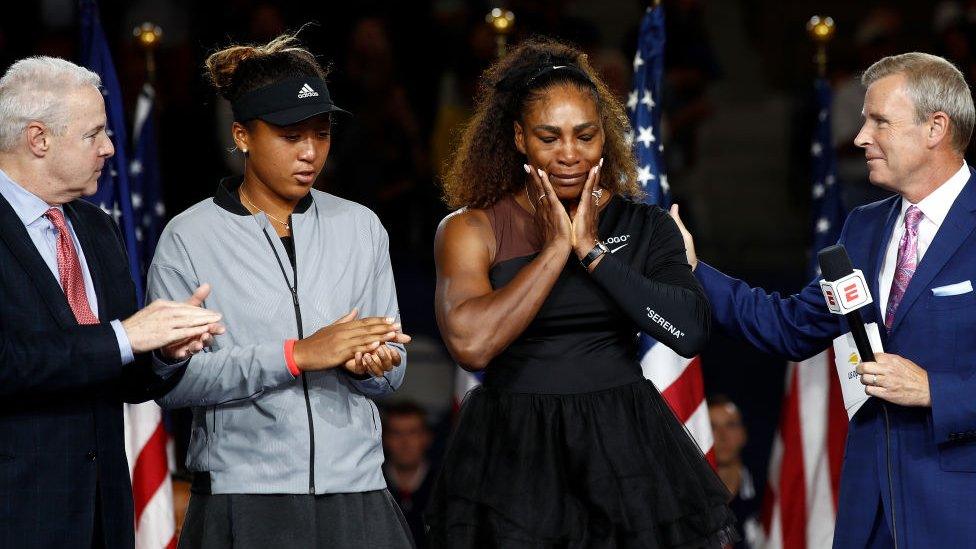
[819,109,828,122]
[812,183,825,199]
[826,174,836,186]
[637,165,654,186]
[633,51,644,72]
[636,126,656,148]
[624,130,635,148]
[130,159,143,176]
[640,89,656,108]
[131,193,142,209]
[627,91,639,111]
[816,217,831,233]
[811,142,823,157]
[660,174,670,195]
[155,202,166,217]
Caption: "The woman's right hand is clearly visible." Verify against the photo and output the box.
[292,309,408,372]
[669,204,699,271]
[525,164,573,252]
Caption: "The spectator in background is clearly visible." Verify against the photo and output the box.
[324,17,426,255]
[383,401,436,548]
[708,395,761,549]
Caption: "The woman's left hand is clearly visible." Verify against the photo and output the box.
[572,158,604,259]
[343,341,404,378]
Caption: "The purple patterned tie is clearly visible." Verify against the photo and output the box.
[884,205,923,329]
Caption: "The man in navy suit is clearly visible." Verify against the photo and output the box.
[0,57,223,548]
[672,52,976,547]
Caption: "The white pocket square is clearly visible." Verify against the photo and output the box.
[932,280,973,296]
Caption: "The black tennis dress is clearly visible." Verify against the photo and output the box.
[426,194,739,548]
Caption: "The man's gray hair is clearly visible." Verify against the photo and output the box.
[862,52,975,155]
[0,56,102,152]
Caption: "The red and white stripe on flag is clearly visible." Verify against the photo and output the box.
[124,402,176,549]
[758,349,847,549]
[640,343,715,465]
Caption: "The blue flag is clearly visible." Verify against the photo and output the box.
[131,83,165,277]
[809,79,846,278]
[79,0,143,301]
[628,5,668,208]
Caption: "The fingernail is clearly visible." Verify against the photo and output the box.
[599,157,604,168]
[523,164,531,174]
[537,168,544,177]
[385,317,395,323]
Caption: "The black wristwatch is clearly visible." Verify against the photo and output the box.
[580,241,610,269]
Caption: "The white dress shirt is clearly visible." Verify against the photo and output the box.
[878,162,970,316]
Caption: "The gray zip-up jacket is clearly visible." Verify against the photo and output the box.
[147,178,405,494]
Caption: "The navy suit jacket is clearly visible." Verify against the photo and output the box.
[696,170,976,547]
[0,192,175,548]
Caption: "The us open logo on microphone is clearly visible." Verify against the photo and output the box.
[819,269,873,315]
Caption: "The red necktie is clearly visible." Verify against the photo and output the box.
[45,207,99,325]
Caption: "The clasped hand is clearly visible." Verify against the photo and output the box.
[293,309,412,378]
[124,283,226,360]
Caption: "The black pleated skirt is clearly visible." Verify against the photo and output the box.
[178,489,414,549]
[426,380,739,548]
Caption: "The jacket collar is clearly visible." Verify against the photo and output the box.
[887,167,976,333]
[213,176,313,216]
[0,192,93,327]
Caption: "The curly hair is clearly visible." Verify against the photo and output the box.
[442,37,640,209]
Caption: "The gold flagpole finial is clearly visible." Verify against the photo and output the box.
[133,22,163,83]
[806,16,835,78]
[486,8,516,59]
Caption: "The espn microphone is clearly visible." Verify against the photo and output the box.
[817,244,876,363]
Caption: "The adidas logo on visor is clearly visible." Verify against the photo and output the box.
[297,83,319,99]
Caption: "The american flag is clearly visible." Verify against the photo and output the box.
[758,78,848,549]
[131,83,166,277]
[628,4,715,463]
[80,2,175,547]
[79,0,142,301]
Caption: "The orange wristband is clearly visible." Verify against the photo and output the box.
[284,339,300,376]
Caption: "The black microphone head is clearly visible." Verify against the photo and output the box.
[818,244,854,281]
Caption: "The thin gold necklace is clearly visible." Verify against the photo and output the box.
[240,186,290,230]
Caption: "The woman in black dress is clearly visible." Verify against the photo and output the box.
[428,38,738,547]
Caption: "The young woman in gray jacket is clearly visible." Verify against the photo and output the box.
[147,33,414,548]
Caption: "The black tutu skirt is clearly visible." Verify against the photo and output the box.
[426,380,739,548]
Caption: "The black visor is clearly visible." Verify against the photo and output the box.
[231,77,350,126]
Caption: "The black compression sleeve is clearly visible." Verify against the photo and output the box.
[587,215,710,357]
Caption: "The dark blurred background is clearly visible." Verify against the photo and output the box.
[5,0,976,532]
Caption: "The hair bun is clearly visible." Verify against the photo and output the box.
[205,32,317,100]
[205,45,258,98]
